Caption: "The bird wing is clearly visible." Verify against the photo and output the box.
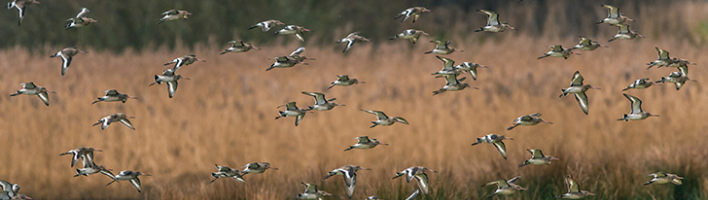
[436,56,455,70]
[617,24,630,34]
[302,92,326,105]
[579,36,591,46]
[363,110,388,120]
[76,8,90,18]
[167,81,178,98]
[290,47,305,57]
[22,82,36,89]
[566,176,579,193]
[604,4,619,18]
[337,75,350,81]
[529,149,544,158]
[37,91,50,106]
[678,65,689,76]
[129,178,142,193]
[574,92,589,115]
[295,112,305,126]
[477,9,499,26]
[106,90,119,96]
[656,47,670,60]
[413,173,430,195]
[357,136,370,143]
[492,141,508,159]
[551,45,563,52]
[623,93,643,114]
[120,118,136,130]
[344,168,356,198]
[570,71,584,86]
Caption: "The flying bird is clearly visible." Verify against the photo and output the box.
[275,102,310,126]
[344,136,388,151]
[275,25,310,42]
[394,7,430,23]
[645,172,683,186]
[301,92,344,111]
[482,176,527,197]
[106,170,151,193]
[210,164,245,184]
[50,47,84,76]
[336,32,369,53]
[6,0,40,25]
[557,175,595,199]
[59,146,102,168]
[158,9,191,24]
[389,29,429,44]
[454,62,487,81]
[328,75,364,89]
[425,40,461,55]
[10,82,54,106]
[608,24,643,42]
[572,36,607,51]
[622,78,656,91]
[538,45,577,59]
[360,110,408,128]
[393,166,437,195]
[248,20,285,32]
[65,8,97,30]
[471,134,512,159]
[618,93,658,121]
[92,113,135,130]
[597,4,634,25]
[475,9,515,32]
[150,69,188,98]
[241,162,278,175]
[92,90,138,104]
[322,165,370,198]
[220,40,260,54]
[559,71,600,115]
[507,113,552,130]
[164,55,205,71]
[518,149,559,167]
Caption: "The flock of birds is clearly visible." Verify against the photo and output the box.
[0,1,694,200]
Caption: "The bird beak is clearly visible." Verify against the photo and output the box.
[380,142,389,146]
[269,167,279,170]
[140,173,152,176]
[551,157,560,160]
[198,58,206,62]
[429,169,438,173]
[588,192,596,196]
[33,0,39,4]
[504,136,514,140]
[187,12,193,15]
[422,32,430,36]
[544,120,553,124]
[638,34,645,38]
[360,167,372,170]
[127,115,135,119]
[424,9,431,12]
[303,28,311,32]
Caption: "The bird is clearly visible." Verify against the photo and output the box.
[92,113,135,130]
[475,9,515,32]
[656,65,693,90]
[274,25,310,42]
[74,165,115,180]
[322,165,370,198]
[646,47,673,69]
[0,180,22,198]
[266,47,310,71]
[572,36,607,51]
[597,4,634,25]
[393,166,437,195]
[336,32,369,53]
[50,47,84,76]
[430,56,461,76]
[150,69,188,98]
[220,40,260,54]
[482,176,527,197]
[507,113,552,130]
[9,82,54,106]
[6,0,40,25]
[210,164,245,184]
[622,78,656,91]
[432,74,477,95]
[248,19,285,32]
[59,146,102,168]
[164,55,206,71]
[301,92,344,111]
[608,24,644,42]
[295,182,331,200]
[65,8,97,30]
[557,175,595,199]
[618,93,658,121]
[644,172,683,186]
[424,40,461,55]
[328,75,364,89]
[454,62,487,81]
[158,9,191,24]
[106,170,150,193]
[275,102,310,126]
[559,71,600,115]
[394,7,430,23]
[344,136,388,151]
[91,90,138,104]
[389,29,429,44]
[360,110,408,128]
[241,162,278,175]
[538,45,577,59]
[518,149,559,167]
[470,134,512,159]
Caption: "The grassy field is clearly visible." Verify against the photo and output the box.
[1,3,708,200]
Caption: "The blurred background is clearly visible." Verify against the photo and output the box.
[0,0,707,199]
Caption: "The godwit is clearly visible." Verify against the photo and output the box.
[2,193,31,200]
[538,45,577,59]
[210,164,245,184]
[275,25,310,42]
[618,93,658,121]
[572,36,606,51]
[393,166,437,195]
[424,40,460,55]
[482,176,526,197]
[431,56,460,76]
[475,9,515,32]
[248,20,285,32]
[266,47,309,71]
[65,8,97,30]
[301,92,344,111]
[389,29,429,44]
[158,10,191,24]
[150,69,188,98]
[106,171,150,193]
[656,65,693,90]
[597,4,633,25]
[559,71,600,115]
[344,136,388,151]
[432,74,477,95]
[360,110,408,128]
[164,55,205,71]
[471,134,512,159]
[50,47,84,76]
[557,175,595,199]
[59,146,102,168]
[454,62,487,81]
[518,149,559,167]
[6,0,39,25]
[241,162,278,175]
[10,82,53,106]
[608,24,643,42]
[646,47,672,69]
[92,90,137,104]
[220,40,260,54]
[323,165,370,198]
[275,102,309,126]
[295,182,331,200]
[74,165,115,180]
[394,7,430,23]
[337,32,369,53]
[622,78,655,91]
[0,180,22,198]
[328,75,363,89]
[92,113,135,130]
[507,113,552,130]
[645,172,683,186]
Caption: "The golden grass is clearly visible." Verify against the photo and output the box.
[1,3,708,200]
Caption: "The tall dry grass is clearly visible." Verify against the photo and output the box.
[1,2,708,200]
